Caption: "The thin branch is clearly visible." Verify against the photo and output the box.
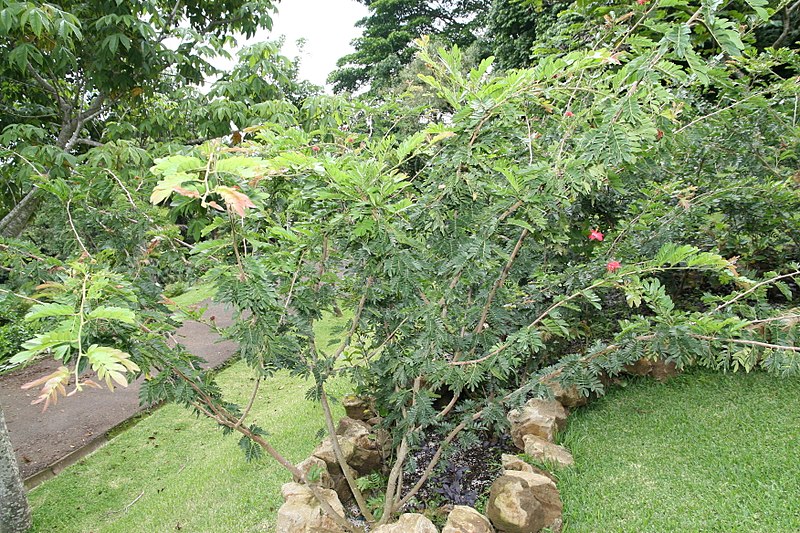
[393,411,482,512]
[109,491,145,515]
[158,0,183,42]
[66,199,91,258]
[674,91,764,135]
[319,386,376,524]
[378,376,421,525]
[76,138,104,148]
[746,313,800,328]
[233,376,261,430]
[772,1,800,48]
[168,362,359,532]
[435,392,460,419]
[715,270,800,312]
[26,62,69,112]
[363,317,408,363]
[472,228,528,336]
[693,335,800,353]
[329,278,373,360]
[106,170,154,223]
[0,287,46,305]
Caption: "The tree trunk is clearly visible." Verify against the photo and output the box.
[0,188,42,239]
[0,405,31,533]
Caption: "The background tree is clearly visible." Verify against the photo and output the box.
[0,0,278,237]
[329,0,490,94]
[485,0,568,68]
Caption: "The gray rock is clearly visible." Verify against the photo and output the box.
[442,505,494,533]
[312,437,356,468]
[328,462,358,504]
[372,513,438,532]
[522,435,574,468]
[349,446,382,476]
[507,399,568,449]
[276,482,347,533]
[486,471,562,533]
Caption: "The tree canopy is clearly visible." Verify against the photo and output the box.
[0,0,279,237]
[328,0,490,93]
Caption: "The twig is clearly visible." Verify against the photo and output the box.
[0,287,45,305]
[66,198,91,258]
[674,91,764,135]
[109,490,144,515]
[393,411,481,512]
[233,376,261,430]
[472,228,528,336]
[693,335,800,352]
[715,270,800,312]
[106,170,154,223]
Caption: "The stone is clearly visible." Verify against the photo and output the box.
[486,471,562,533]
[507,399,568,449]
[336,417,376,450]
[522,435,574,468]
[442,505,494,533]
[320,460,358,503]
[342,394,373,421]
[349,445,382,476]
[650,359,679,381]
[329,418,382,475]
[276,482,347,533]
[624,357,679,381]
[549,381,587,409]
[624,357,653,376]
[501,454,557,482]
[312,437,356,467]
[293,456,334,489]
[372,513,439,533]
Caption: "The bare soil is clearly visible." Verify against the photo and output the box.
[0,302,237,480]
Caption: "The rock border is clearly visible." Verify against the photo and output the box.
[276,357,678,532]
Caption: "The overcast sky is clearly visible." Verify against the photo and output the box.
[248,0,368,90]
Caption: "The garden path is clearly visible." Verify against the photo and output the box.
[0,302,237,484]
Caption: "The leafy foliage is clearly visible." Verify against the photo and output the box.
[329,0,490,94]
[3,0,799,529]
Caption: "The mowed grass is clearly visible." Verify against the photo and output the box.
[558,369,800,532]
[28,314,352,533]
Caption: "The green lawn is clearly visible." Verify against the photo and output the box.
[558,369,800,532]
[28,313,352,533]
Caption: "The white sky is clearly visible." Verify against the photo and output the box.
[238,0,368,91]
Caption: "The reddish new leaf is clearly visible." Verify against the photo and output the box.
[21,366,70,412]
[216,186,256,218]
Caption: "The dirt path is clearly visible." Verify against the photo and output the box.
[0,302,237,482]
